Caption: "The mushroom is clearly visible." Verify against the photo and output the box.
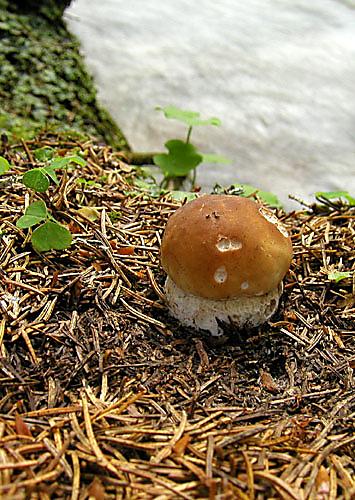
[160,194,293,336]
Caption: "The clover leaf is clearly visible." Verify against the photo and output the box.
[232,183,283,209]
[31,221,72,252]
[16,200,48,228]
[328,271,352,283]
[33,147,54,161]
[42,164,59,185]
[156,106,221,127]
[315,191,355,206]
[50,155,86,169]
[0,156,10,175]
[153,139,203,178]
[22,168,50,192]
[22,155,86,192]
[200,153,231,164]
[169,191,199,202]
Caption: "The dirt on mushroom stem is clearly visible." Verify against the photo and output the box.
[0,132,354,498]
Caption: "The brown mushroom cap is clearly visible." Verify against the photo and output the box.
[161,194,293,299]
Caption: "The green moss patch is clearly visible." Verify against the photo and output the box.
[0,6,129,149]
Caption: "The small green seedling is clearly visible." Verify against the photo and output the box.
[0,156,10,175]
[153,105,230,188]
[33,147,56,161]
[0,153,85,252]
[126,178,165,199]
[235,184,282,209]
[154,140,202,179]
[327,271,352,283]
[128,173,199,202]
[16,200,72,252]
[131,176,199,203]
[315,191,355,206]
[169,191,199,202]
[76,178,102,188]
[23,154,85,192]
[214,182,283,209]
[108,210,122,223]
[156,106,222,129]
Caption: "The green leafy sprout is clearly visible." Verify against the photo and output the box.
[213,182,283,209]
[127,168,199,202]
[315,191,355,206]
[76,177,102,189]
[327,271,352,283]
[0,156,10,175]
[16,200,72,252]
[153,105,230,189]
[0,150,86,252]
[23,153,86,193]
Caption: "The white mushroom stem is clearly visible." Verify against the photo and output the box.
[165,277,282,336]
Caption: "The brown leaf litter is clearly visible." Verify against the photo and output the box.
[0,133,354,499]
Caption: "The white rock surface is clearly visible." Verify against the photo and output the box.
[66,0,355,209]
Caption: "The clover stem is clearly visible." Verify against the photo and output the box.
[186,126,193,144]
[191,168,197,188]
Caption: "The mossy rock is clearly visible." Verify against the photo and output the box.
[0,2,129,149]
[0,0,71,20]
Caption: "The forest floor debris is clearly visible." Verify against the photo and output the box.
[0,133,354,498]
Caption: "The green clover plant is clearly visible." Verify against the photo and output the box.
[315,191,355,206]
[213,182,283,209]
[16,200,72,252]
[327,270,352,283]
[0,150,86,252]
[153,106,230,188]
[0,156,10,175]
[23,152,85,192]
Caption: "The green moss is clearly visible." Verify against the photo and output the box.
[0,7,129,149]
[0,1,71,20]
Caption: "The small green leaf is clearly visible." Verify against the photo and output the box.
[344,193,355,205]
[316,190,348,199]
[50,155,86,169]
[31,221,72,252]
[43,164,59,185]
[23,168,50,192]
[16,200,48,228]
[232,183,283,208]
[68,155,87,167]
[76,207,100,221]
[257,190,283,209]
[17,215,42,229]
[315,191,355,206]
[76,178,101,188]
[153,139,203,177]
[134,179,154,190]
[109,210,121,222]
[26,200,48,218]
[156,106,221,127]
[33,147,54,161]
[133,179,164,197]
[231,183,257,196]
[200,153,231,164]
[328,271,352,283]
[48,158,70,169]
[0,156,10,175]
[170,191,198,202]
[136,166,154,178]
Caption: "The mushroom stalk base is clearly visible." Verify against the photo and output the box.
[165,277,282,336]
